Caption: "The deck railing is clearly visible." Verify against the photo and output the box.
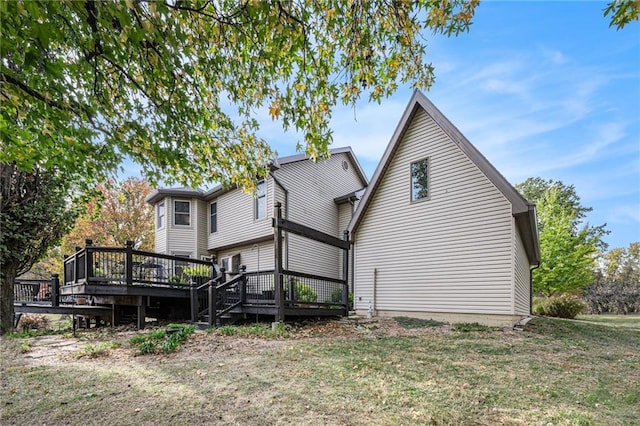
[14,279,51,304]
[283,270,348,308]
[63,240,218,288]
[189,267,348,325]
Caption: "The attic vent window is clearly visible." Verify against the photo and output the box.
[411,158,429,201]
[342,160,349,171]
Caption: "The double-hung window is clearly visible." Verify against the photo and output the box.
[255,180,266,220]
[174,200,191,226]
[411,158,430,201]
[210,202,217,233]
[157,202,165,229]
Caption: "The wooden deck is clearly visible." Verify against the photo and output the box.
[16,213,350,329]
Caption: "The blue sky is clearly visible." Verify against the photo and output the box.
[260,1,640,251]
[127,1,639,250]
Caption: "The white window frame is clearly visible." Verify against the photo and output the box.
[157,202,165,229]
[254,180,267,221]
[410,157,430,202]
[209,201,217,234]
[173,200,191,226]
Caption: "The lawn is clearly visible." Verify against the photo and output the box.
[1,316,638,425]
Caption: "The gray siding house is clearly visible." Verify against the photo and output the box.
[147,147,368,282]
[348,91,540,326]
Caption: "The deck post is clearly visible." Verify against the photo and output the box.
[190,280,198,323]
[74,247,80,285]
[342,230,350,314]
[125,240,133,286]
[51,274,60,307]
[240,265,247,305]
[208,279,215,327]
[137,296,146,329]
[273,202,285,323]
[85,239,93,281]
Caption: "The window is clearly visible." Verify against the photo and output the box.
[210,202,217,234]
[157,202,165,229]
[174,200,191,226]
[255,180,266,220]
[411,158,429,201]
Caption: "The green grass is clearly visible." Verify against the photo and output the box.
[2,317,638,425]
[576,314,640,329]
[452,322,501,332]
[74,341,121,359]
[207,322,291,338]
[394,316,446,329]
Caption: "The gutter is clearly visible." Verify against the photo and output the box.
[270,171,289,270]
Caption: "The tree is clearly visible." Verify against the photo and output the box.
[516,178,607,296]
[0,164,83,334]
[1,0,479,191]
[61,177,155,254]
[584,243,640,313]
[516,177,591,223]
[604,0,640,30]
[1,1,479,334]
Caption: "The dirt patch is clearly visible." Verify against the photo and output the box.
[11,317,456,366]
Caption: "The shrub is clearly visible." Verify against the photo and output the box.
[330,288,354,306]
[533,295,587,319]
[168,275,187,285]
[182,265,212,277]
[293,282,317,302]
[128,324,195,355]
[19,314,49,331]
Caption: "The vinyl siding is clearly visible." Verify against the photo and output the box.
[275,153,364,280]
[166,196,197,257]
[354,109,515,315]
[196,200,208,258]
[513,223,531,315]
[208,179,274,250]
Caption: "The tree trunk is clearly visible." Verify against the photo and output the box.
[0,265,17,335]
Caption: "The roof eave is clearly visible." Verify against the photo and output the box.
[515,204,541,265]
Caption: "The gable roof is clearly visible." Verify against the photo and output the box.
[348,90,540,265]
[146,146,368,204]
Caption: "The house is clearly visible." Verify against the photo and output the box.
[146,147,368,284]
[348,90,540,326]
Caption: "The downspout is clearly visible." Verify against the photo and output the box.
[349,199,356,299]
[270,172,289,270]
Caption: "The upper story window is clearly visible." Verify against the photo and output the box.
[157,202,165,229]
[411,158,430,202]
[255,180,266,220]
[174,200,191,226]
[210,202,217,233]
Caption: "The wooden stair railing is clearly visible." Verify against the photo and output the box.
[190,266,247,327]
[212,268,247,326]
